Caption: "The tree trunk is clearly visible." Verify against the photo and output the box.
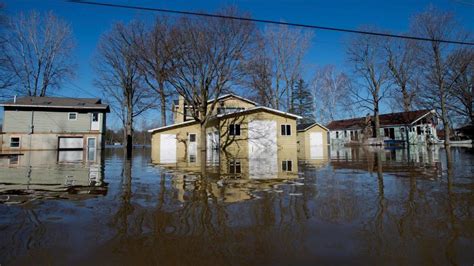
[159,81,167,126]
[373,102,380,138]
[125,103,133,158]
[401,85,411,112]
[440,92,451,147]
[199,121,207,175]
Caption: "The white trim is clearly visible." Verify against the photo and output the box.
[281,124,292,136]
[410,110,435,125]
[147,120,197,133]
[216,106,302,119]
[206,93,258,106]
[0,103,108,110]
[297,122,329,132]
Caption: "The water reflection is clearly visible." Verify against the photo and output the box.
[0,150,107,204]
[0,146,473,265]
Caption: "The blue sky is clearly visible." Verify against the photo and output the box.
[2,0,473,128]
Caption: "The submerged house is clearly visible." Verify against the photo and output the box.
[326,109,439,145]
[0,96,109,151]
[149,94,305,178]
[296,122,329,160]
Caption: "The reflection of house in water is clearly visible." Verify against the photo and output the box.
[329,146,442,178]
[0,150,107,203]
[149,94,303,179]
[327,109,439,145]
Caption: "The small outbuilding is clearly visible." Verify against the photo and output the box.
[296,122,329,160]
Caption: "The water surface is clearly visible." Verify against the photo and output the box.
[0,146,473,265]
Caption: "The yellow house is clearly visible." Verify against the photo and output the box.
[296,122,330,165]
[149,94,310,179]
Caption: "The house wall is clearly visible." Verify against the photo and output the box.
[172,95,257,124]
[1,132,104,151]
[151,110,299,177]
[3,110,105,133]
[297,124,329,160]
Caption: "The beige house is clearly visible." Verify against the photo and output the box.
[149,94,303,179]
[0,97,109,152]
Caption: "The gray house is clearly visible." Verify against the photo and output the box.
[0,97,109,151]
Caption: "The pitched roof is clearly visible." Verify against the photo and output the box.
[207,93,258,106]
[148,120,198,133]
[297,122,329,132]
[326,109,434,130]
[0,96,110,111]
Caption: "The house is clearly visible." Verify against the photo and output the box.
[296,122,329,161]
[326,110,439,145]
[149,94,302,179]
[0,96,109,151]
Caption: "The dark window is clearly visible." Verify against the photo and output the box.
[92,113,99,122]
[189,155,196,163]
[281,124,291,136]
[189,134,196,142]
[336,132,339,138]
[282,160,292,172]
[417,126,422,135]
[229,160,241,174]
[344,130,347,137]
[10,137,20,148]
[384,128,389,137]
[229,124,240,136]
[68,112,77,120]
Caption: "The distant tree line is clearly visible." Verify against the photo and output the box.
[0,3,472,155]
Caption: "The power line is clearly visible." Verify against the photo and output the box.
[68,0,474,46]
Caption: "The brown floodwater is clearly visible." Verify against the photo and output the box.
[0,146,473,265]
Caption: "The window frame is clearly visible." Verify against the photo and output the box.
[68,112,78,120]
[229,160,241,174]
[189,133,197,142]
[229,124,241,136]
[10,136,20,148]
[282,160,293,172]
[281,124,292,136]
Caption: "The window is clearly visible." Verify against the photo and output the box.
[229,160,241,174]
[189,155,196,163]
[10,137,20,148]
[92,113,99,122]
[281,124,291,136]
[189,133,196,142]
[282,160,293,172]
[9,155,19,165]
[344,130,347,138]
[68,112,77,120]
[229,124,241,136]
[336,132,339,138]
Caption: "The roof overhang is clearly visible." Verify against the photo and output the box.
[0,103,110,112]
[216,106,302,120]
[148,120,199,133]
[410,109,436,125]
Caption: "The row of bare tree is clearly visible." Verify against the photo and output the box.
[0,4,472,157]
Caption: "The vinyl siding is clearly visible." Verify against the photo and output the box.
[3,110,105,133]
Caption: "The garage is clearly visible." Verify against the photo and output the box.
[310,132,324,159]
[58,137,84,150]
[248,120,278,179]
[160,134,177,163]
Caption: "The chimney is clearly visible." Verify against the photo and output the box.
[13,95,17,103]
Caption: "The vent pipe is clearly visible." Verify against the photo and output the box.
[13,95,17,103]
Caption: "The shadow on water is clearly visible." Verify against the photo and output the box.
[0,145,473,265]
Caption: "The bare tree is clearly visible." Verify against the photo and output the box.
[0,3,11,94]
[384,38,419,112]
[95,21,154,157]
[135,17,178,127]
[347,30,390,138]
[168,9,256,172]
[311,65,354,124]
[3,11,74,96]
[410,6,472,146]
[244,25,312,110]
[447,48,474,125]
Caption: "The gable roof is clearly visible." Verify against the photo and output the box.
[297,122,329,132]
[0,96,110,111]
[326,109,435,130]
[207,93,258,106]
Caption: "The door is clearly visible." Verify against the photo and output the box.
[188,133,197,163]
[91,113,100,131]
[248,120,277,179]
[87,137,96,161]
[58,137,83,150]
[160,134,176,163]
[309,132,324,159]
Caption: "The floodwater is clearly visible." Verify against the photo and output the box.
[0,146,473,265]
